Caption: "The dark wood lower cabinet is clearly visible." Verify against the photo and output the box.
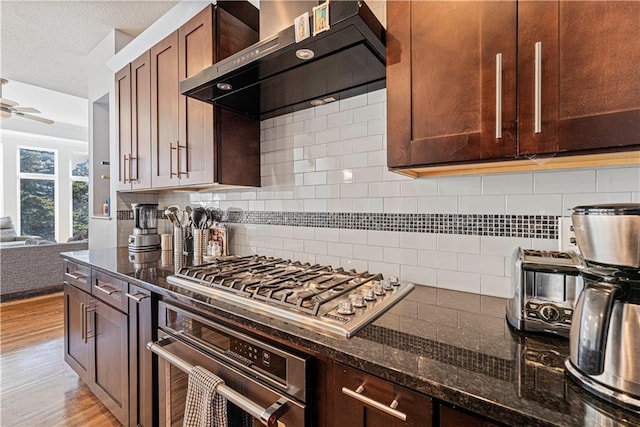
[332,362,432,427]
[64,283,91,383]
[128,284,154,427]
[439,405,501,427]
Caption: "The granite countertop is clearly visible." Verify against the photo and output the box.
[61,248,640,427]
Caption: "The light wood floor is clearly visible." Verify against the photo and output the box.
[0,292,121,426]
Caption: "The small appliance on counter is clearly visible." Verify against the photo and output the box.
[564,203,640,413]
[128,203,160,252]
[506,247,584,338]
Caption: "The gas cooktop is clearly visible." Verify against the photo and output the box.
[166,255,414,338]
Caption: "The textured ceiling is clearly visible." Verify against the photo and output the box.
[0,0,178,98]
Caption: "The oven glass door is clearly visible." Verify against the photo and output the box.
[157,336,306,427]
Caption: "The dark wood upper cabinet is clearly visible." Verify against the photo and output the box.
[517,1,640,155]
[149,4,259,189]
[115,64,132,191]
[388,1,640,174]
[387,1,517,169]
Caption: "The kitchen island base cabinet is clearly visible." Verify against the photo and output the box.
[63,282,91,383]
[332,363,432,426]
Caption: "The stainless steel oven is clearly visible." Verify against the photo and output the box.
[149,301,310,426]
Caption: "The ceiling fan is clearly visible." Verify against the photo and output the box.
[0,78,54,124]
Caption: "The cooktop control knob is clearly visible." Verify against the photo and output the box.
[389,276,400,286]
[363,288,377,301]
[337,299,355,315]
[381,279,393,291]
[374,283,386,296]
[540,305,560,322]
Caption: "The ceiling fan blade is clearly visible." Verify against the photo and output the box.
[16,112,54,124]
[0,97,18,107]
[14,106,41,114]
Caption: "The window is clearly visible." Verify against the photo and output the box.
[71,154,89,237]
[19,148,56,240]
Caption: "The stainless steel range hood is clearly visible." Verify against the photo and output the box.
[180,0,385,120]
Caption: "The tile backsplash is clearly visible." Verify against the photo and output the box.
[119,88,639,298]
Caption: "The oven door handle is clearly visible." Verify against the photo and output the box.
[147,339,287,426]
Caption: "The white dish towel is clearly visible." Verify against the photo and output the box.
[183,365,228,427]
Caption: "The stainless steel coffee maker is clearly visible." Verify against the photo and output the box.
[128,203,160,252]
[564,203,640,413]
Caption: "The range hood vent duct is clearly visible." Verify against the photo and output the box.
[180,1,386,120]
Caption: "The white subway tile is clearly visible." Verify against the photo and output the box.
[264,126,278,141]
[369,181,401,197]
[293,186,315,199]
[327,110,353,129]
[304,199,327,212]
[314,101,340,117]
[340,152,369,169]
[341,183,369,198]
[264,237,284,250]
[417,196,458,213]
[439,176,482,195]
[480,275,512,298]
[483,173,533,195]
[351,135,384,153]
[315,228,340,242]
[341,258,369,272]
[303,171,326,186]
[534,170,596,193]
[506,194,562,215]
[480,236,532,256]
[437,270,481,294]
[597,166,640,192]
[283,199,304,211]
[274,250,295,260]
[458,254,505,276]
[459,195,506,214]
[384,247,417,265]
[326,140,353,156]
[327,169,353,184]
[383,169,413,181]
[401,179,438,197]
[256,224,273,236]
[315,184,340,198]
[353,198,384,212]
[295,252,316,264]
[277,121,304,138]
[305,144,327,159]
[304,240,327,255]
[294,159,315,173]
[562,192,632,212]
[368,230,400,247]
[340,94,368,111]
[248,200,265,211]
[315,128,340,144]
[384,197,417,213]
[316,255,341,267]
[368,118,386,135]
[368,261,400,278]
[367,88,386,104]
[400,232,437,250]
[274,113,293,127]
[354,103,385,123]
[290,228,313,242]
[340,229,368,244]
[418,250,457,270]
[272,190,294,200]
[293,133,315,148]
[437,235,480,254]
[293,108,314,122]
[634,192,640,202]
[401,265,437,286]
[328,242,354,258]
[340,122,368,139]
[531,238,558,251]
[265,200,283,211]
[315,156,341,171]
[353,244,384,261]
[327,198,354,212]
[220,201,248,211]
[367,150,387,167]
[260,117,275,129]
[353,166,384,183]
[275,225,294,239]
[303,116,327,133]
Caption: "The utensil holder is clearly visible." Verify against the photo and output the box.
[173,226,184,272]
[193,228,209,265]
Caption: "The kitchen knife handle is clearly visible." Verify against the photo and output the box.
[534,41,542,134]
[495,53,503,139]
[342,385,407,421]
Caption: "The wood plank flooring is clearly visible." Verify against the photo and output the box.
[0,293,121,426]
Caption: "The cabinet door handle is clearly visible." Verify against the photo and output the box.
[123,154,129,183]
[534,41,542,134]
[169,142,176,178]
[176,143,187,178]
[80,302,86,342]
[94,284,119,295]
[84,304,96,342]
[125,292,149,302]
[67,271,86,281]
[342,385,407,421]
[495,53,503,139]
[129,154,138,182]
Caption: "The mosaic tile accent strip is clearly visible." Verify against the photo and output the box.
[117,210,558,238]
[359,324,514,382]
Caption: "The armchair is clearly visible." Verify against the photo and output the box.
[0,216,42,248]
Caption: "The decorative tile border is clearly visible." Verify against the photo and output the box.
[359,324,514,382]
[116,210,558,239]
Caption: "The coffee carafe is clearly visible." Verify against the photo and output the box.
[564,203,640,413]
[128,203,160,252]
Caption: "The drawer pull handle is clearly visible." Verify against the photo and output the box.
[495,53,502,139]
[67,272,86,281]
[95,284,119,295]
[534,41,542,134]
[125,292,149,302]
[342,385,407,421]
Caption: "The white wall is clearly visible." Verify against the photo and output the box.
[152,88,640,299]
[87,30,133,249]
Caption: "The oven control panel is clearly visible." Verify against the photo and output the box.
[230,338,286,381]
